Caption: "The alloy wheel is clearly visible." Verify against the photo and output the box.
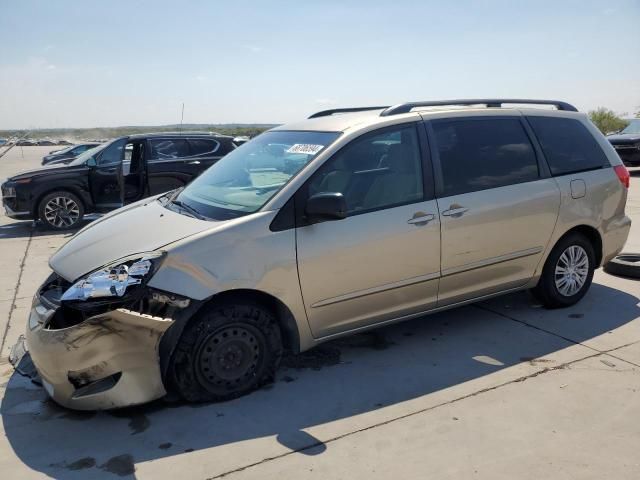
[554,245,589,297]
[43,196,80,228]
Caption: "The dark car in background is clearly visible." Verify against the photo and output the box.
[607,119,640,166]
[42,142,101,165]
[2,132,236,229]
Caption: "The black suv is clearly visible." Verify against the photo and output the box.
[42,143,102,165]
[607,119,640,166]
[2,132,236,229]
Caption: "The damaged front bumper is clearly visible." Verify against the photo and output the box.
[21,277,179,410]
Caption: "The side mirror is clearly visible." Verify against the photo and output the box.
[305,192,347,222]
[86,156,96,167]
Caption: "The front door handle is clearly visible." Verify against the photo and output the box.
[188,160,201,165]
[441,207,468,217]
[407,212,435,225]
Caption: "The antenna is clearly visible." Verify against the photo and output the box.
[179,102,185,134]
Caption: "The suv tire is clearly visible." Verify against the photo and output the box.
[169,301,283,403]
[37,191,85,230]
[532,233,596,308]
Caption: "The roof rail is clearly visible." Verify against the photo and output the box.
[380,99,578,116]
[308,106,390,119]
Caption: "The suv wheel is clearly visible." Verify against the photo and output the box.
[532,233,595,308]
[38,191,85,230]
[169,301,283,402]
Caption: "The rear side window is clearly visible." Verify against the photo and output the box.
[149,139,190,160]
[527,117,608,176]
[432,118,539,197]
[189,139,220,156]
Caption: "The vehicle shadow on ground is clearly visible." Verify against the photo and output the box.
[1,282,638,479]
[0,217,94,240]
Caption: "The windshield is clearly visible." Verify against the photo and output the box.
[175,130,341,219]
[68,138,118,166]
[620,119,640,135]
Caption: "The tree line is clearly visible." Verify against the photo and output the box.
[589,107,639,134]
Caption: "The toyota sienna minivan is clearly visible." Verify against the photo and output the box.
[16,99,631,409]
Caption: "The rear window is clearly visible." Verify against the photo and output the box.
[527,117,608,176]
[432,118,539,196]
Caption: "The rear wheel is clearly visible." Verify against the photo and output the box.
[169,301,282,402]
[37,191,84,230]
[532,233,595,308]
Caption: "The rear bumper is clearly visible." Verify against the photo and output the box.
[602,215,632,265]
[24,293,174,410]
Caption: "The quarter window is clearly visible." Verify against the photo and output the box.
[307,124,423,214]
[527,116,608,176]
[432,118,539,197]
[189,139,220,156]
[149,139,190,160]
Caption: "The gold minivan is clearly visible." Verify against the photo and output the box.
[18,99,631,409]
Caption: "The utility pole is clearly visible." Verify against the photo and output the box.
[179,102,184,134]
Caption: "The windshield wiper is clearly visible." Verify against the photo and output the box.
[170,198,208,220]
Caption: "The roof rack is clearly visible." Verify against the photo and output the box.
[308,106,390,119]
[380,99,578,116]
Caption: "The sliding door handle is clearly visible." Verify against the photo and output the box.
[441,207,468,217]
[407,213,435,225]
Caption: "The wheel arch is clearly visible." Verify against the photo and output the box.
[203,289,301,354]
[554,224,603,267]
[159,288,302,382]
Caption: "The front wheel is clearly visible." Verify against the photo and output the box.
[37,191,85,230]
[532,233,596,308]
[169,301,283,403]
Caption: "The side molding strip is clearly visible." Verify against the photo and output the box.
[441,246,543,277]
[311,271,440,308]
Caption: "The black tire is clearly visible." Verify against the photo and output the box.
[169,301,282,403]
[37,191,85,230]
[604,253,640,279]
[532,233,596,308]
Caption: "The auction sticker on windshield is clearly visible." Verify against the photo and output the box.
[286,144,324,155]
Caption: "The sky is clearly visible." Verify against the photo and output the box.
[0,0,639,129]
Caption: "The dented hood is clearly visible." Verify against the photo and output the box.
[50,198,216,281]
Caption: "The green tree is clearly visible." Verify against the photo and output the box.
[588,107,629,134]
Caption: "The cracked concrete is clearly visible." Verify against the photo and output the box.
[0,147,638,479]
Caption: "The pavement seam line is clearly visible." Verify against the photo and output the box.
[206,350,604,479]
[602,352,640,369]
[0,227,34,354]
[475,304,640,368]
[474,303,603,353]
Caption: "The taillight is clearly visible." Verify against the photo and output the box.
[614,165,630,189]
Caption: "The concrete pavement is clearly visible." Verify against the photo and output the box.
[0,147,638,479]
